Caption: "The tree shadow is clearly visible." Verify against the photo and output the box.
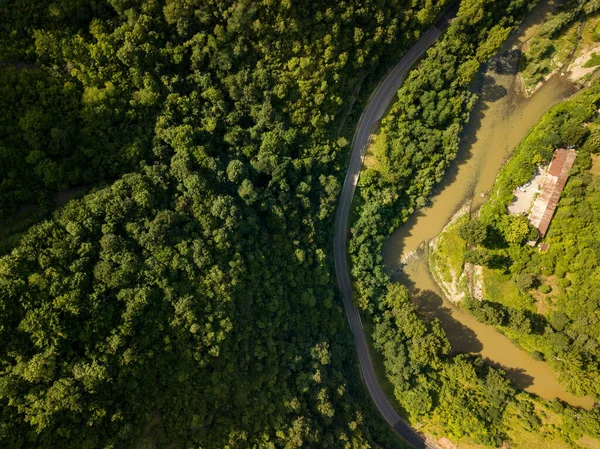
[527,309,550,335]
[487,254,511,270]
[483,226,509,250]
[487,49,522,75]
[481,75,508,102]
[483,359,535,390]
[404,284,484,354]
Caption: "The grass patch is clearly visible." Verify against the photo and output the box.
[482,267,536,312]
[520,20,582,91]
[590,154,600,176]
[578,435,600,449]
[363,127,383,170]
[430,214,468,284]
[530,274,560,314]
[498,325,548,355]
[503,393,600,449]
[584,52,600,67]
[583,14,600,46]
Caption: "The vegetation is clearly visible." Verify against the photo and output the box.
[584,51,600,67]
[0,0,457,448]
[373,284,517,446]
[519,0,600,90]
[473,82,600,399]
[429,214,469,285]
[431,70,600,438]
[352,0,600,445]
[3,0,599,447]
[502,393,600,449]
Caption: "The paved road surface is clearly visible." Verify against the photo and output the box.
[333,7,457,449]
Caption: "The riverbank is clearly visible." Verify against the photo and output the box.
[349,0,600,446]
[383,0,596,409]
[518,0,600,96]
[429,78,600,409]
[428,203,470,304]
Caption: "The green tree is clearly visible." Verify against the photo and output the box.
[501,215,530,244]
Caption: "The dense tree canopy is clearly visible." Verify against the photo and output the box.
[4,0,598,448]
[0,0,453,447]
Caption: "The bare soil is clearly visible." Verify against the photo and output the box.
[589,154,600,176]
[568,45,600,82]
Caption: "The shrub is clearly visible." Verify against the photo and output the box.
[539,284,552,294]
[557,277,572,289]
[464,249,492,266]
[531,350,544,361]
[501,214,530,245]
[459,219,488,246]
[508,308,532,334]
[513,273,535,291]
[550,311,570,332]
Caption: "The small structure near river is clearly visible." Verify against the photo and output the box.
[528,148,577,237]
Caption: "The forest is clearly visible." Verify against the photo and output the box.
[3,0,600,448]
[0,0,452,448]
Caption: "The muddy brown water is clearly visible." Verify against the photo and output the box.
[382,0,595,408]
[398,255,594,408]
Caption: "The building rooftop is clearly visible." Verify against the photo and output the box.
[528,148,576,238]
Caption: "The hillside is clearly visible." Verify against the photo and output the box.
[0,1,448,447]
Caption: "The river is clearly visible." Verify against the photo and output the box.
[382,0,595,408]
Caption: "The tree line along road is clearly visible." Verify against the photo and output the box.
[333,5,458,449]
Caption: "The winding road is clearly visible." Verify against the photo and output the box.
[333,8,457,449]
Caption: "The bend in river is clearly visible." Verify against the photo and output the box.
[383,0,595,409]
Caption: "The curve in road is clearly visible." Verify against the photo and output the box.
[333,7,457,449]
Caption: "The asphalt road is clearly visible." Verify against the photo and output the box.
[333,8,457,449]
